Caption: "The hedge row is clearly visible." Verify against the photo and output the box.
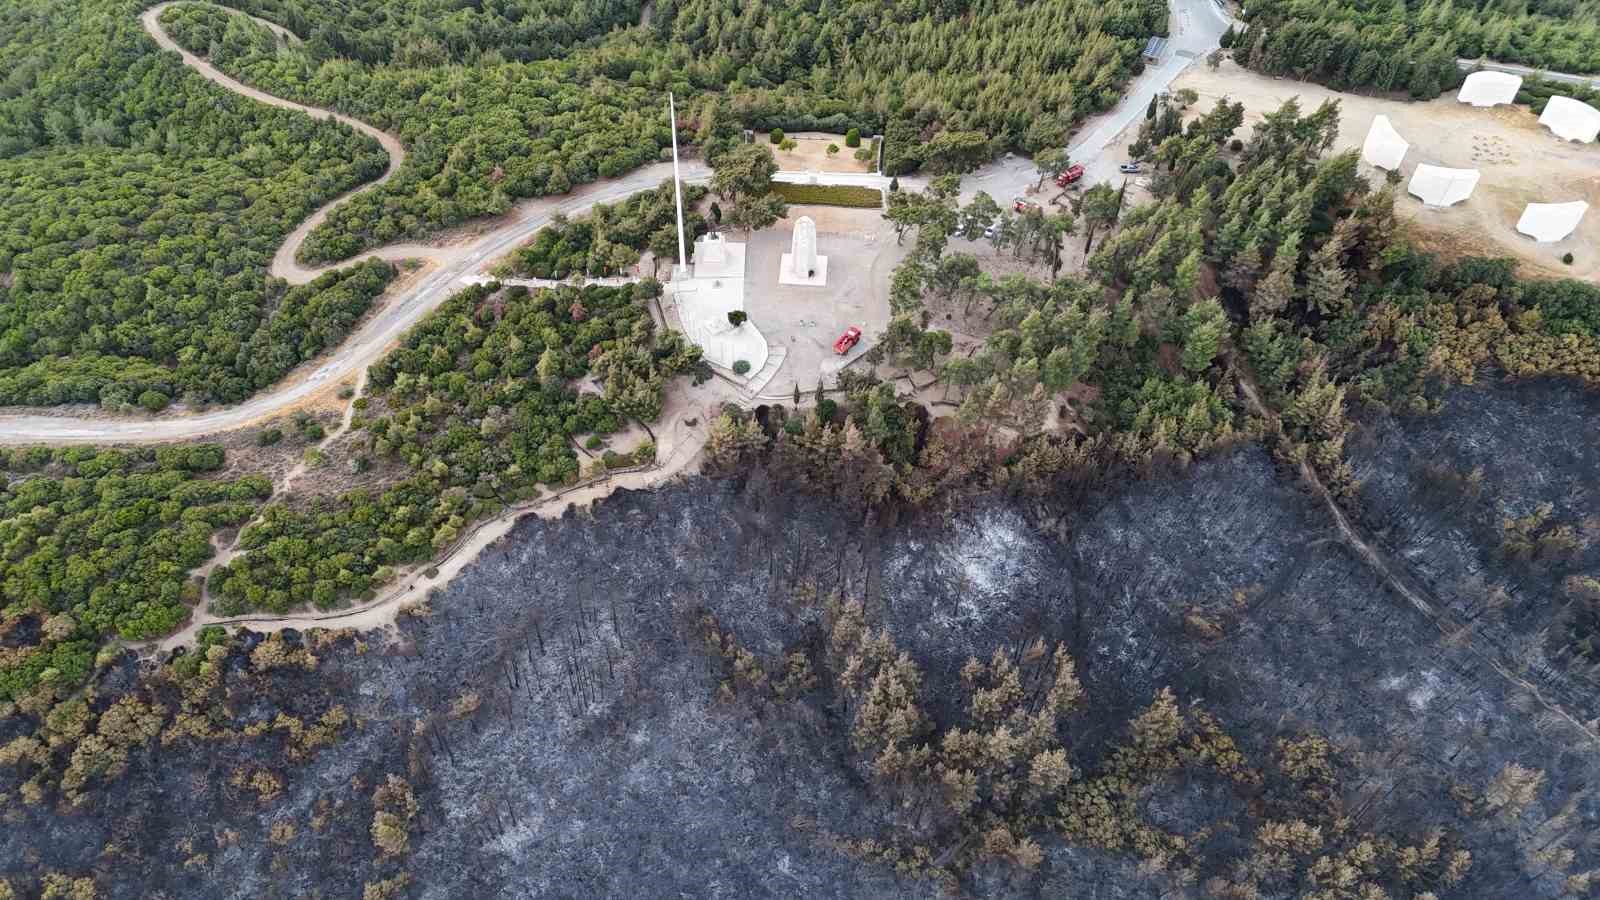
[771,183,884,209]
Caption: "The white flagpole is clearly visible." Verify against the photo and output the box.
[668,93,688,272]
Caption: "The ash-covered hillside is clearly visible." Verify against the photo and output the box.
[5,381,1600,899]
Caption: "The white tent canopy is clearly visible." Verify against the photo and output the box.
[1360,115,1409,170]
[1407,164,1480,207]
[1539,96,1600,142]
[1457,71,1522,107]
[1516,201,1588,242]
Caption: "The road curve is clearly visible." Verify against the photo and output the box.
[0,0,1225,447]
[960,0,1231,202]
[141,2,412,285]
[0,4,707,446]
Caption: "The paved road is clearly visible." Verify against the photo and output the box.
[1457,58,1600,91]
[0,0,1229,447]
[962,0,1232,204]
[0,7,709,446]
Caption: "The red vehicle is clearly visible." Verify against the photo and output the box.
[1054,163,1085,187]
[1012,197,1037,213]
[833,326,862,355]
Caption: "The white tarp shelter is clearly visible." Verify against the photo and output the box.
[1457,71,1522,107]
[1361,115,1409,170]
[1407,164,1480,207]
[1516,201,1588,242]
[1539,96,1600,143]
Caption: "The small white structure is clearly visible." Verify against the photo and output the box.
[1360,115,1410,170]
[1539,96,1600,143]
[1407,164,1481,207]
[665,93,771,382]
[779,215,829,286]
[692,232,740,278]
[1516,201,1589,242]
[1457,71,1522,107]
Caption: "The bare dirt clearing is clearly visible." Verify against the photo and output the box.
[1173,60,1600,279]
[771,132,874,174]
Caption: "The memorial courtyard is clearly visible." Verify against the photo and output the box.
[741,205,908,398]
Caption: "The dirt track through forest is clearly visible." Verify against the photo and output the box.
[1232,364,1600,751]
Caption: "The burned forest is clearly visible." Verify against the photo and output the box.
[2,379,1597,898]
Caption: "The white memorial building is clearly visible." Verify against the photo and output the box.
[664,94,769,376]
[1516,201,1588,243]
[1539,96,1600,143]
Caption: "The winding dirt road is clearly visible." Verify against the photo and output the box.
[141,2,411,285]
[0,4,708,446]
[0,0,1225,448]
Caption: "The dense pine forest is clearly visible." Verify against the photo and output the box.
[1233,0,1600,95]
[0,0,1168,409]
[208,280,698,615]
[0,0,394,408]
[157,0,1165,263]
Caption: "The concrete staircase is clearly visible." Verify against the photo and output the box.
[739,346,787,403]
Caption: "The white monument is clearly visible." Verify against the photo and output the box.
[1360,115,1409,170]
[779,215,828,286]
[1407,164,1480,207]
[1457,71,1522,107]
[664,95,768,377]
[1539,96,1600,143]
[1516,200,1588,243]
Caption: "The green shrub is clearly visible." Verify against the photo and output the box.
[770,127,785,144]
[137,390,171,412]
[734,360,752,375]
[258,428,284,446]
[585,435,603,449]
[728,310,748,327]
[770,183,883,208]
[209,282,702,616]
[845,128,861,147]
[1563,252,1575,265]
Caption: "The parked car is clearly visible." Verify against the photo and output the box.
[833,326,863,355]
[1012,197,1037,213]
[1119,162,1143,174]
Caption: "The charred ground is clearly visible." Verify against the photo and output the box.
[3,379,1598,898]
